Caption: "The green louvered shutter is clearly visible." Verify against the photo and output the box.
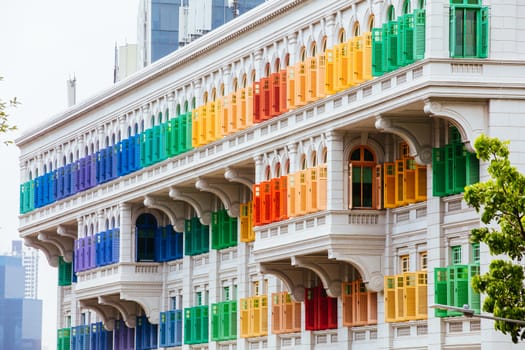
[413,9,426,60]
[404,14,415,65]
[449,5,457,57]
[479,7,489,58]
[434,268,448,317]
[372,28,384,76]
[469,264,481,314]
[387,21,399,72]
[381,23,390,73]
[466,152,480,186]
[398,15,406,66]
[453,144,467,194]
[432,147,447,196]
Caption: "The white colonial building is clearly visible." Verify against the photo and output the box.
[16,0,525,349]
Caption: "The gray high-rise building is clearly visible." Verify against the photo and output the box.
[0,254,42,349]
[138,0,266,67]
[11,240,39,299]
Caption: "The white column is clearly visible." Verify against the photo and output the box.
[118,203,133,263]
[325,131,344,210]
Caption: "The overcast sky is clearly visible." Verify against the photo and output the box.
[0,1,139,348]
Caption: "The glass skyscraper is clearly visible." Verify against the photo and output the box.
[0,255,42,350]
[139,0,266,66]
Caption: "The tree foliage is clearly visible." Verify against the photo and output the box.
[464,134,525,343]
[0,76,18,144]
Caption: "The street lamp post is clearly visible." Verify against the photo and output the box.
[430,304,525,326]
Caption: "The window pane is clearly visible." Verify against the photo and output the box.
[362,168,373,207]
[465,9,477,56]
[455,8,465,56]
[364,149,374,161]
[351,149,361,161]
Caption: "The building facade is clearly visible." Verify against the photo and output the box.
[0,255,43,349]
[12,240,40,299]
[16,0,525,349]
[138,0,266,67]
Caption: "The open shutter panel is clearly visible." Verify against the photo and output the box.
[387,21,399,72]
[416,272,428,319]
[352,37,363,83]
[479,7,489,58]
[395,159,405,206]
[432,147,446,196]
[384,276,396,322]
[404,14,415,64]
[403,272,417,319]
[434,268,448,317]
[375,164,382,209]
[469,264,481,314]
[271,293,281,334]
[363,32,373,80]
[466,152,480,186]
[381,23,390,74]
[414,9,426,60]
[404,158,417,204]
[453,144,467,194]
[342,282,354,326]
[415,165,427,202]
[318,165,328,210]
[348,163,353,209]
[449,5,457,57]
[372,28,383,76]
[396,275,405,321]
[397,14,406,66]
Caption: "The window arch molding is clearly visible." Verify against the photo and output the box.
[343,138,385,209]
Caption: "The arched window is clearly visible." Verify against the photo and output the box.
[387,5,396,21]
[274,58,281,72]
[285,159,290,175]
[241,74,247,88]
[311,42,317,57]
[299,46,306,62]
[176,104,181,116]
[300,154,307,170]
[311,151,318,167]
[338,29,346,43]
[28,170,33,180]
[136,213,158,262]
[158,112,163,124]
[232,78,238,92]
[369,15,375,31]
[321,36,327,52]
[251,69,256,84]
[353,22,360,37]
[264,62,271,77]
[284,53,290,67]
[43,164,47,173]
[211,88,217,101]
[150,115,155,127]
[220,83,225,96]
[275,162,281,177]
[264,165,271,181]
[402,0,411,14]
[127,126,132,138]
[419,0,426,9]
[348,146,380,209]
